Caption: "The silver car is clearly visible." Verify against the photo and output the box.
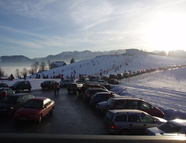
[104,109,166,135]
[146,119,186,136]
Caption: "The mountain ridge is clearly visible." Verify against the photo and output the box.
[0,49,126,65]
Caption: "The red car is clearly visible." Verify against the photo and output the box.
[14,97,55,123]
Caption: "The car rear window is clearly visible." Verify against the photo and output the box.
[159,122,181,133]
[106,111,114,120]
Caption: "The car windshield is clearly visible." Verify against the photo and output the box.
[159,122,181,133]
[1,96,18,104]
[23,100,43,109]
[13,82,21,86]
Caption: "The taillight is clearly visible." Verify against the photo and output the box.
[111,122,115,129]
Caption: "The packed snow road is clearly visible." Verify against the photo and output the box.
[0,88,107,135]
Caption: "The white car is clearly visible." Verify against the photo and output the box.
[146,119,186,136]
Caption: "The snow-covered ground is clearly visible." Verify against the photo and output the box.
[1,53,186,120]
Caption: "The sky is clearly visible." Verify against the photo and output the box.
[0,0,186,59]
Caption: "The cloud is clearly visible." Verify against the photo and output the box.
[0,0,57,19]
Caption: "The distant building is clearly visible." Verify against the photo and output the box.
[50,61,66,69]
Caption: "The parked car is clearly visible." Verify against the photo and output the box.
[96,97,164,118]
[83,87,109,102]
[108,78,119,85]
[109,74,117,79]
[95,96,132,113]
[101,76,109,82]
[0,83,9,88]
[117,73,123,79]
[146,119,186,136]
[89,92,119,106]
[76,76,89,84]
[40,80,56,89]
[0,93,34,117]
[67,82,84,94]
[104,109,166,135]
[10,81,32,92]
[85,80,111,90]
[14,97,55,123]
[60,79,74,87]
[84,82,108,90]
[95,80,111,90]
[89,75,101,81]
[123,72,130,78]
[0,87,15,100]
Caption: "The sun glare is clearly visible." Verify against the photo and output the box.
[146,13,186,51]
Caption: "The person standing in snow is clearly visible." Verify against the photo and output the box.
[54,82,60,95]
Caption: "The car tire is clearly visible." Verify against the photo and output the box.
[120,129,130,135]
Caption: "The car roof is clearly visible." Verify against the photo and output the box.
[16,80,30,82]
[9,93,33,97]
[110,97,142,101]
[109,109,146,114]
[44,80,55,82]
[95,91,111,95]
[69,82,81,85]
[87,87,107,90]
[29,97,49,101]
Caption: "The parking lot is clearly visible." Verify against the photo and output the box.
[0,88,108,135]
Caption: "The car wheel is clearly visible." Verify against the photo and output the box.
[38,115,43,124]
[120,129,130,135]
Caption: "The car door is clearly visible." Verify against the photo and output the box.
[139,113,161,134]
[127,114,144,134]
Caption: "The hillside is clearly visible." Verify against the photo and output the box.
[31,53,186,80]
